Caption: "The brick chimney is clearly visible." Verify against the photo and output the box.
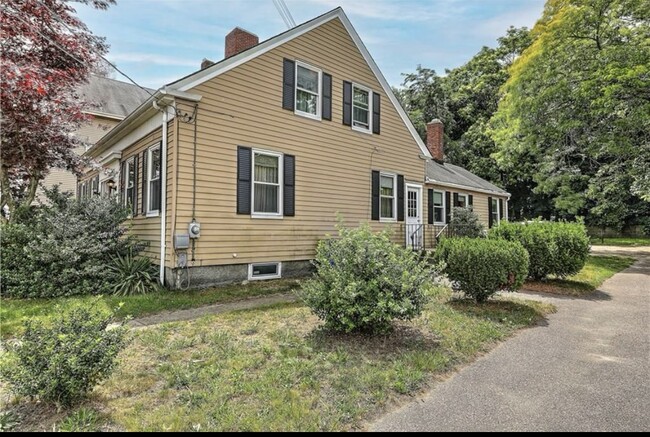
[427,119,444,162]
[201,58,214,69]
[225,27,259,58]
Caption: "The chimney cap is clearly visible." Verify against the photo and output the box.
[227,26,259,38]
[428,118,443,125]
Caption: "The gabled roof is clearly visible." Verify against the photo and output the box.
[427,160,509,196]
[166,7,432,159]
[78,75,153,119]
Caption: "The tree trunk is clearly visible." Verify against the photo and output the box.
[0,166,41,222]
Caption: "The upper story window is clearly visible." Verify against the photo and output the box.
[380,173,396,221]
[147,144,161,215]
[352,84,371,132]
[253,149,283,216]
[124,158,136,208]
[295,62,321,120]
[433,190,445,223]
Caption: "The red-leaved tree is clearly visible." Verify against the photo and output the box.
[1,0,115,219]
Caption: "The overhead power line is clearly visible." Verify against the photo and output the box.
[273,0,296,29]
[17,0,156,99]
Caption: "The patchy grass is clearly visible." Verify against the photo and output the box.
[590,237,650,247]
[524,255,635,297]
[0,279,299,339]
[2,287,554,432]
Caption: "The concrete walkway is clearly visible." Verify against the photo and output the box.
[372,249,650,432]
[129,293,297,328]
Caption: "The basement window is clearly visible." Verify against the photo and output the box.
[248,262,282,280]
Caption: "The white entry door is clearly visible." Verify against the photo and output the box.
[405,184,423,249]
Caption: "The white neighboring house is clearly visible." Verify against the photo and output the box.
[37,74,152,201]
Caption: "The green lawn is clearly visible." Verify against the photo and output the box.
[0,279,299,339]
[590,237,650,246]
[524,255,635,296]
[4,287,554,432]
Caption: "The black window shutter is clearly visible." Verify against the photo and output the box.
[428,189,434,224]
[453,192,459,208]
[488,196,493,228]
[397,175,405,221]
[372,92,381,134]
[445,191,451,223]
[499,198,504,221]
[133,155,139,216]
[343,81,352,126]
[120,161,126,205]
[283,154,295,216]
[282,59,295,111]
[468,194,473,209]
[237,146,252,214]
[141,151,147,214]
[371,170,379,220]
[322,73,332,121]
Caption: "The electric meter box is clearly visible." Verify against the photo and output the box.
[189,221,201,239]
[174,233,190,250]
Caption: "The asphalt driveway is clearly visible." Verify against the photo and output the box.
[371,250,650,432]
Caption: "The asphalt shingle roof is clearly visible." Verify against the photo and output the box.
[78,75,153,118]
[427,160,509,195]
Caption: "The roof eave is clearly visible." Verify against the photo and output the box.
[425,177,511,198]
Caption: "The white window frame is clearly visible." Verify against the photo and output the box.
[124,157,135,208]
[146,143,161,217]
[491,198,500,224]
[457,193,468,209]
[379,172,397,222]
[248,262,282,280]
[251,148,283,219]
[351,83,372,134]
[294,61,322,121]
[433,189,446,224]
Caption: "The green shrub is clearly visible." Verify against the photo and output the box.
[435,237,529,302]
[0,188,142,298]
[298,222,440,333]
[109,250,160,296]
[449,206,485,238]
[0,304,130,407]
[489,221,589,279]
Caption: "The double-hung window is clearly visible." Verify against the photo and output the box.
[491,198,500,224]
[252,150,282,216]
[380,173,396,221]
[147,144,161,215]
[457,193,468,208]
[433,190,445,223]
[124,158,135,208]
[352,84,371,132]
[295,62,321,119]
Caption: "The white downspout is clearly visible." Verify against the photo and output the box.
[159,107,168,284]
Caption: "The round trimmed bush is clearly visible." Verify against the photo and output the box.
[298,223,440,333]
[489,221,589,279]
[435,237,529,302]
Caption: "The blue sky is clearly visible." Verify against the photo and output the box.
[75,0,545,89]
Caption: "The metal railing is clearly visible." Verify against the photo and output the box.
[405,224,482,251]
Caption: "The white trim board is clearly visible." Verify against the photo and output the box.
[170,7,432,159]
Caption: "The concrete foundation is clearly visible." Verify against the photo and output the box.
[164,260,313,289]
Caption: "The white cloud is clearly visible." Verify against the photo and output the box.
[305,0,466,22]
[108,53,199,68]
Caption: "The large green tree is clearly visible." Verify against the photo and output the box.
[491,0,650,228]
